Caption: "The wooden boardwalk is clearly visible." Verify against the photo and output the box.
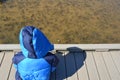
[0,50,120,80]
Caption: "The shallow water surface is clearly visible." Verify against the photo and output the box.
[0,0,120,43]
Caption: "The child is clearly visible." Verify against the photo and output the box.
[12,26,59,80]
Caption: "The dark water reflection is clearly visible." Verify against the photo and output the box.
[0,0,120,43]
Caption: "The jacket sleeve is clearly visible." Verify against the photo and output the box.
[44,52,59,71]
[15,71,22,80]
[12,52,24,80]
[12,51,25,65]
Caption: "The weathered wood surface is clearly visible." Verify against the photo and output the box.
[0,51,120,80]
[0,44,120,51]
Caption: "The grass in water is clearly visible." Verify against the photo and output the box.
[0,0,120,44]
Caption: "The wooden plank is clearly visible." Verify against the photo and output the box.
[0,44,120,51]
[85,51,100,80]
[0,51,14,80]
[74,52,89,80]
[110,51,120,74]
[102,52,120,80]
[55,52,66,80]
[8,51,16,80]
[0,52,4,67]
[54,44,120,50]
[8,64,16,80]
[65,51,78,80]
[0,44,20,50]
[93,52,111,80]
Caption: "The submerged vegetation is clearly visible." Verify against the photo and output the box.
[0,0,120,44]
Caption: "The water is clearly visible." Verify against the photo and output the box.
[0,0,120,43]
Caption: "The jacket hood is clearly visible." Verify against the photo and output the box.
[19,26,54,59]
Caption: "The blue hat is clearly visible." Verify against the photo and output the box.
[19,26,54,58]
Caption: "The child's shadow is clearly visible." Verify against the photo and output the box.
[50,47,87,80]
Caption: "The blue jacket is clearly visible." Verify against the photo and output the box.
[12,26,59,80]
